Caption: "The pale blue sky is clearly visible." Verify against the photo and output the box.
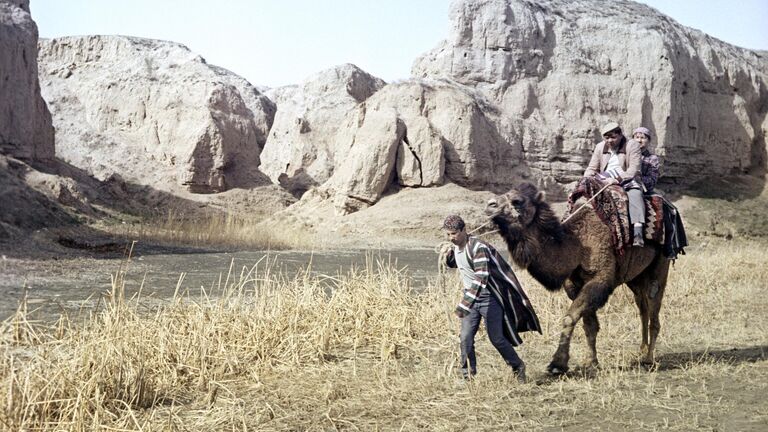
[32,0,768,88]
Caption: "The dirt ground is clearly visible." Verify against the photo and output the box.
[2,175,768,430]
[2,236,768,431]
[3,236,765,431]
[161,236,768,431]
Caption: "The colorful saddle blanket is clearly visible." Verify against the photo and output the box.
[567,177,664,256]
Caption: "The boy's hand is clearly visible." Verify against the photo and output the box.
[438,242,453,263]
[455,309,466,319]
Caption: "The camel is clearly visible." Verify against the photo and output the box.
[484,182,670,375]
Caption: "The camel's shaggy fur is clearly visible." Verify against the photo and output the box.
[485,182,670,374]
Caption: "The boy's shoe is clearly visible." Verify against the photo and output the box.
[514,363,527,384]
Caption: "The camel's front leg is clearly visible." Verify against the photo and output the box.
[566,279,600,368]
[549,281,611,376]
[548,306,582,375]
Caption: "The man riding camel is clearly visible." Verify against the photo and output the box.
[584,121,645,246]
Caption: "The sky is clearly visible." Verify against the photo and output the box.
[32,0,768,89]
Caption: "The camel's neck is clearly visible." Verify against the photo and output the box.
[495,215,574,291]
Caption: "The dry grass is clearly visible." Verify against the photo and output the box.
[102,211,316,251]
[1,238,767,431]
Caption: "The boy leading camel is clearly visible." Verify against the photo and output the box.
[442,215,541,383]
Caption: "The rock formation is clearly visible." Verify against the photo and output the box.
[0,0,54,161]
[0,157,76,239]
[308,0,767,215]
[323,80,528,214]
[6,0,768,242]
[412,0,768,188]
[259,64,386,195]
[0,0,71,239]
[38,35,275,193]
[210,65,276,148]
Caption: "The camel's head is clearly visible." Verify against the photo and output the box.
[485,182,545,228]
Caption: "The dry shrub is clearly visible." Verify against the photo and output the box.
[1,238,767,430]
[104,211,315,250]
[0,253,454,430]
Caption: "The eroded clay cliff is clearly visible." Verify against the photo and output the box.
[0,0,54,161]
[323,80,529,214]
[259,64,386,195]
[412,0,768,188]
[38,35,275,193]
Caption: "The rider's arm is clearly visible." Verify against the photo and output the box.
[583,143,604,177]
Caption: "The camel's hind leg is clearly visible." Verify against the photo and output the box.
[646,258,670,364]
[629,254,671,365]
[627,283,650,361]
[582,310,600,369]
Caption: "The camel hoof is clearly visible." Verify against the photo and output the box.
[582,360,599,370]
[547,362,569,376]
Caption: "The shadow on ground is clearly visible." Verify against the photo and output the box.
[653,344,768,370]
[0,156,237,259]
[532,344,768,385]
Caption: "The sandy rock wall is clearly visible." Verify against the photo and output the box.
[310,0,768,215]
[38,35,275,193]
[259,64,386,195]
[15,0,767,227]
[413,0,768,189]
[210,64,276,149]
[323,80,529,214]
[0,0,54,161]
